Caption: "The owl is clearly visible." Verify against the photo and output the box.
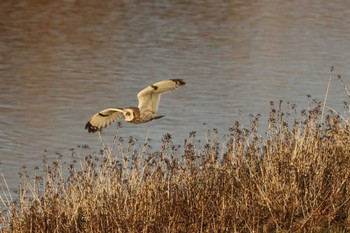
[85,79,186,133]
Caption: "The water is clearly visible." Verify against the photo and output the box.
[1,0,350,192]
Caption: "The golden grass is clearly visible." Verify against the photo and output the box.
[2,75,350,232]
[1,101,350,233]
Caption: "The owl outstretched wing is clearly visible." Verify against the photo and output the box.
[137,79,185,114]
[85,108,124,133]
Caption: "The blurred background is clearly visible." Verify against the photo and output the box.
[1,0,350,191]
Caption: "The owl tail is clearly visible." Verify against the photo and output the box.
[153,115,164,120]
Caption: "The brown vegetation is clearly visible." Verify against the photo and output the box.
[2,75,350,232]
[2,101,350,233]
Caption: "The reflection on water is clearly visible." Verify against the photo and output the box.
[1,0,350,191]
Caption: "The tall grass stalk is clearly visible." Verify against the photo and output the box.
[321,66,335,124]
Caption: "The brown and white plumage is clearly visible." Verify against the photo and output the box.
[85,79,185,133]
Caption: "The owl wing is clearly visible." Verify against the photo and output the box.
[137,79,185,113]
[85,108,124,133]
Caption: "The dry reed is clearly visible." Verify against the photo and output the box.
[2,78,350,233]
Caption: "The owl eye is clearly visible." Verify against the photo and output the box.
[126,112,130,116]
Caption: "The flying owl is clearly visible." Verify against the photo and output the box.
[85,79,186,133]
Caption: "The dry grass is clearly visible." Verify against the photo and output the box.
[2,77,350,233]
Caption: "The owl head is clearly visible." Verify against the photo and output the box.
[123,108,135,122]
[123,107,141,122]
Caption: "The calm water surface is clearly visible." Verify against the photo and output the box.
[1,0,350,191]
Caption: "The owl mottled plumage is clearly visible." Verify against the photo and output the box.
[85,79,185,133]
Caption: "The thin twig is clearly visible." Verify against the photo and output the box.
[337,74,350,97]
